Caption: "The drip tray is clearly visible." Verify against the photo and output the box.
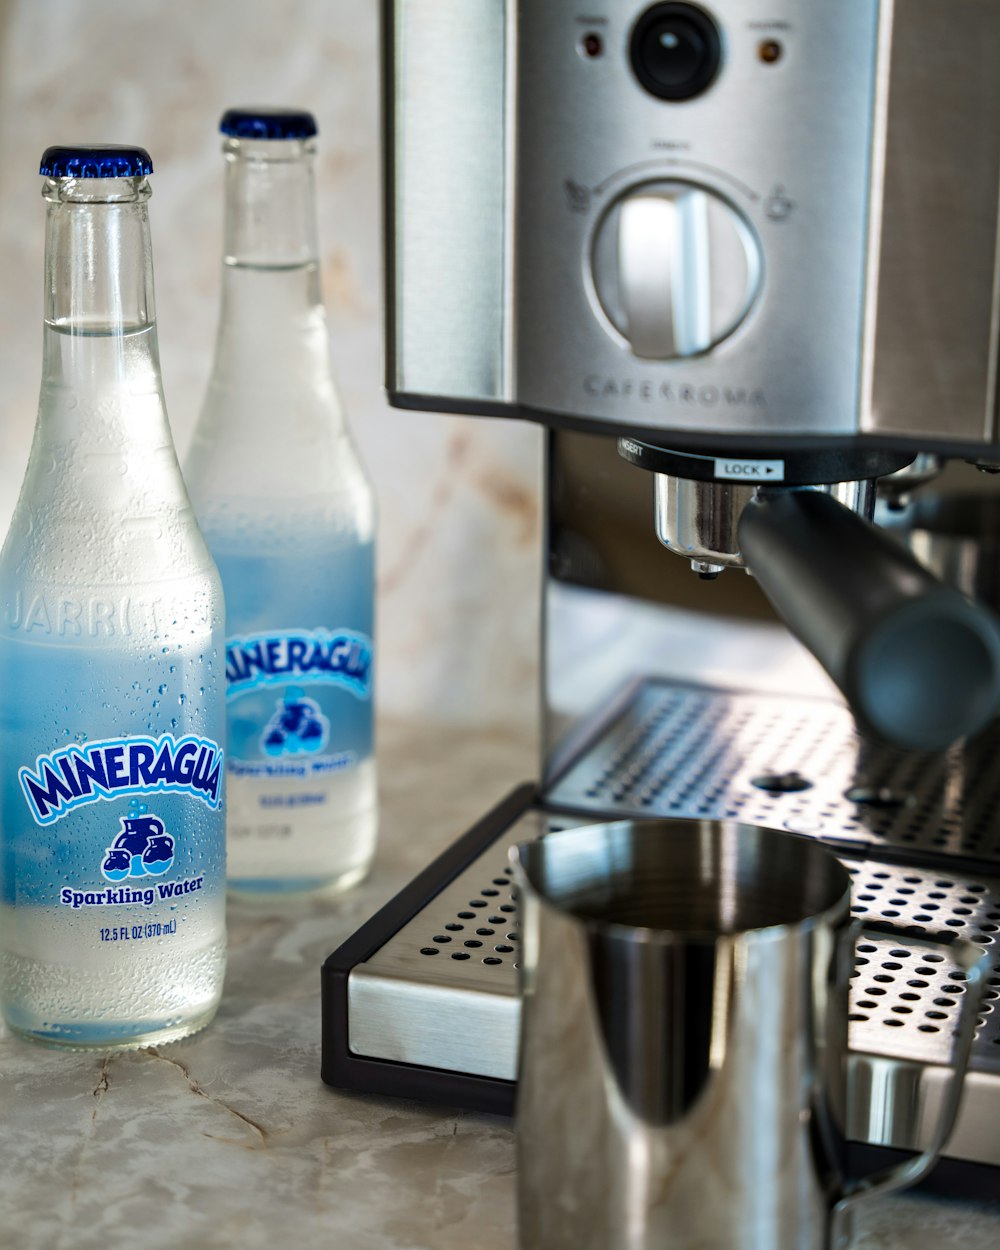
[322,679,1000,1177]
[547,678,1000,863]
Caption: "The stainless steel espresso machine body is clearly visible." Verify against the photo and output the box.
[322,0,1000,1194]
[388,0,1000,451]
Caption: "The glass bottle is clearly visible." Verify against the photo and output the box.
[0,145,227,1047]
[184,109,377,895]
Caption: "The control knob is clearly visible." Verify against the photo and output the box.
[591,181,761,359]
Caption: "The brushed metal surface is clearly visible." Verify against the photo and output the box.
[347,809,1000,1163]
[388,1,1000,450]
[386,0,512,404]
[547,680,1000,863]
[346,811,528,1081]
[349,809,1000,1072]
[348,811,540,1081]
[515,0,877,437]
[849,1062,1000,1165]
[346,685,1000,1161]
[863,0,1000,444]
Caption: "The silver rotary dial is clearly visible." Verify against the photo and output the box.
[591,180,762,360]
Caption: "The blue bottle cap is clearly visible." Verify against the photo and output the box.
[219,107,318,140]
[39,145,153,178]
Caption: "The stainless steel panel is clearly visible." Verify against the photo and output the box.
[348,974,519,1081]
[348,811,540,1080]
[515,0,878,436]
[349,804,1000,1081]
[546,680,1000,862]
[850,1062,1000,1165]
[346,763,1000,1161]
[863,0,1000,443]
[387,0,512,404]
[389,1,1000,448]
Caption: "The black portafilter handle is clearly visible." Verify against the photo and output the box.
[737,489,1000,750]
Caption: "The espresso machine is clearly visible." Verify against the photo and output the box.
[323,0,1000,1194]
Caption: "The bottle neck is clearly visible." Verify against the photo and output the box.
[41,175,162,394]
[22,176,193,532]
[222,135,320,270]
[209,136,341,425]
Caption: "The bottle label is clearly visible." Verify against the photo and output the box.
[224,627,373,778]
[58,799,206,911]
[18,733,224,826]
[225,628,372,699]
[12,736,225,918]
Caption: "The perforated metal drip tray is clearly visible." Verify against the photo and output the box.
[322,679,1000,1174]
[548,678,1000,864]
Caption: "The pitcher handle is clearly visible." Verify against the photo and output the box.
[833,924,992,1222]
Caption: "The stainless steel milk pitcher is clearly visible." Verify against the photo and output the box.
[511,820,990,1250]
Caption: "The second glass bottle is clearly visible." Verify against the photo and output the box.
[185,108,378,895]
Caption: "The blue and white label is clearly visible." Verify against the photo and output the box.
[59,878,204,910]
[101,800,174,880]
[19,733,224,827]
[261,689,329,756]
[225,628,372,700]
[55,797,207,910]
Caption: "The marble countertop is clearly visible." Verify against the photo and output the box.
[2,720,999,1250]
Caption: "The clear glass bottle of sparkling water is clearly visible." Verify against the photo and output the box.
[184,109,377,895]
[0,146,227,1047]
